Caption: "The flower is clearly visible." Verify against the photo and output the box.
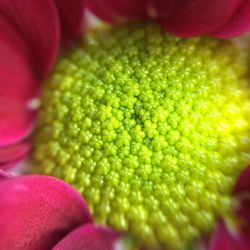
[209,166,250,249]
[0,0,85,168]
[0,1,250,249]
[0,170,121,250]
[33,22,250,249]
[86,0,250,38]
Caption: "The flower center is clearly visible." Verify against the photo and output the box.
[33,23,250,249]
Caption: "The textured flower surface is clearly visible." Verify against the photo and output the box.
[86,0,250,38]
[0,172,121,250]
[0,1,250,250]
[33,22,250,249]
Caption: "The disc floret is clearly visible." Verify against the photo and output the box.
[33,23,250,249]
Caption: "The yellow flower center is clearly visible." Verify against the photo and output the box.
[33,23,250,249]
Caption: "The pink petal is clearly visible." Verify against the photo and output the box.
[104,0,148,20]
[86,0,147,22]
[55,0,85,42]
[209,220,239,250]
[86,0,250,38]
[0,141,30,164]
[212,0,250,38]
[0,0,60,76]
[236,199,250,229]
[0,155,27,171]
[209,220,250,250]
[0,0,85,146]
[0,20,38,146]
[0,175,92,250]
[237,228,250,249]
[161,0,243,37]
[209,167,250,250]
[53,224,122,250]
[0,140,30,170]
[234,165,250,194]
[146,0,181,19]
[232,166,250,230]
[0,169,11,182]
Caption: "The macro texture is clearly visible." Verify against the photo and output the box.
[33,23,250,249]
[0,175,92,250]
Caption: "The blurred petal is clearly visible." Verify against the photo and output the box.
[0,141,30,164]
[55,0,85,42]
[0,141,30,170]
[0,155,27,171]
[0,175,92,250]
[85,0,125,22]
[146,0,180,19]
[53,224,122,250]
[236,198,250,228]
[209,166,250,250]
[0,0,60,75]
[0,24,38,146]
[209,220,250,250]
[161,0,243,37]
[105,0,147,20]
[234,165,250,194]
[209,220,239,250]
[86,0,147,22]
[0,0,85,146]
[212,0,250,38]
[233,166,250,229]
[0,169,11,182]
[86,0,250,38]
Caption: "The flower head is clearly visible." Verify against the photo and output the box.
[33,22,250,249]
[0,1,250,249]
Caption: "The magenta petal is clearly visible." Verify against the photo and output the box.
[53,224,122,250]
[0,0,60,75]
[0,157,26,171]
[0,175,92,250]
[55,0,85,42]
[0,141,30,164]
[0,25,38,146]
[212,0,250,38]
[161,0,243,37]
[232,166,250,229]
[0,140,30,170]
[209,220,238,250]
[86,0,147,22]
[0,101,35,147]
[0,169,11,182]
[104,0,148,20]
[236,199,250,229]
[234,165,250,194]
[146,0,181,19]
[86,0,124,22]
[209,220,250,250]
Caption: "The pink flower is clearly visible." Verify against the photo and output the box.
[0,171,121,250]
[1,1,250,249]
[209,166,250,250]
[86,0,250,38]
[0,0,85,168]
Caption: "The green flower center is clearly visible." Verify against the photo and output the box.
[33,23,250,249]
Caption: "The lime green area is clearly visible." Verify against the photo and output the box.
[33,23,250,249]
